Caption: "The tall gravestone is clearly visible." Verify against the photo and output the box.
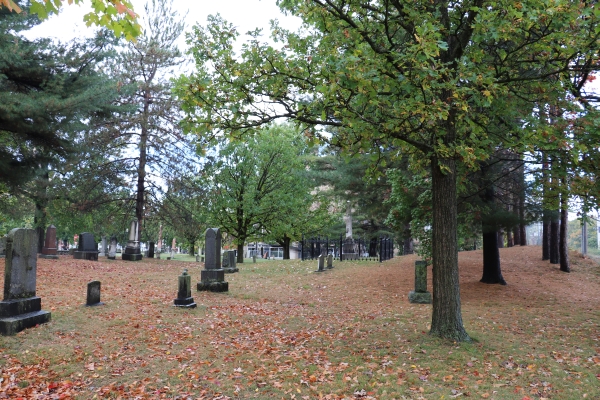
[107,236,117,260]
[40,225,59,259]
[122,220,142,261]
[197,228,228,292]
[174,269,196,308]
[98,236,107,257]
[0,229,51,336]
[223,250,239,273]
[73,233,99,261]
[408,260,432,304]
[327,254,334,269]
[86,281,104,306]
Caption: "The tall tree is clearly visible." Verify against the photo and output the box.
[177,1,600,341]
[201,124,313,263]
[113,0,192,242]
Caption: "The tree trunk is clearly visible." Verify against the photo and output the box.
[237,242,244,263]
[402,223,413,254]
[282,235,291,260]
[497,230,504,248]
[480,184,506,285]
[480,231,506,284]
[136,90,151,242]
[34,169,50,253]
[542,218,550,259]
[559,188,570,272]
[550,211,560,264]
[429,155,470,342]
[506,229,513,247]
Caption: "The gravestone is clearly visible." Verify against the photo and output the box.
[73,233,98,261]
[197,228,228,292]
[107,236,117,260]
[315,253,325,272]
[98,236,107,257]
[0,229,51,336]
[40,225,59,259]
[223,250,239,273]
[0,236,7,258]
[252,254,256,263]
[86,281,104,306]
[222,251,229,268]
[122,220,142,261]
[342,237,358,261]
[174,269,196,308]
[327,254,334,269]
[148,241,155,258]
[408,261,432,304]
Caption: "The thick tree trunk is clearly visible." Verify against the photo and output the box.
[429,155,470,342]
[559,189,570,272]
[550,212,560,264]
[34,169,50,253]
[506,229,513,247]
[480,184,506,285]
[497,230,504,248]
[542,218,550,259]
[480,231,506,284]
[280,235,291,260]
[236,243,244,263]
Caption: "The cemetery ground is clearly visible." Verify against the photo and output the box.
[1,247,599,400]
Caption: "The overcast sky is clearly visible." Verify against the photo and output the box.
[25,0,302,45]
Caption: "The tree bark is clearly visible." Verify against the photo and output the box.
[480,231,506,285]
[559,187,570,272]
[237,242,244,263]
[497,230,504,248]
[429,155,470,342]
[135,88,151,242]
[506,229,513,247]
[550,211,560,264]
[542,218,550,259]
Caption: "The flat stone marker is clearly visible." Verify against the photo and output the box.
[73,232,98,261]
[315,253,325,272]
[86,281,104,306]
[408,260,432,304]
[122,220,142,261]
[174,269,196,308]
[40,225,59,259]
[197,228,228,292]
[327,254,334,269]
[0,228,51,336]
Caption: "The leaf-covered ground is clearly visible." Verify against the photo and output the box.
[1,246,599,399]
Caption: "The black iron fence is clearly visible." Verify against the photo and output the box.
[300,234,394,262]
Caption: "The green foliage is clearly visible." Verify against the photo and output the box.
[201,124,315,247]
[1,0,141,40]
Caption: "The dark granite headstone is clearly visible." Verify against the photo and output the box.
[408,260,432,304]
[0,228,51,336]
[122,220,142,261]
[223,250,239,273]
[197,228,228,292]
[73,232,98,261]
[342,238,358,260]
[86,281,104,306]
[40,225,59,259]
[174,269,196,308]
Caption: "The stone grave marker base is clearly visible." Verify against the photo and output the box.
[39,254,59,259]
[74,251,98,261]
[0,297,51,336]
[197,281,229,292]
[408,290,432,304]
[174,297,197,308]
[122,252,142,261]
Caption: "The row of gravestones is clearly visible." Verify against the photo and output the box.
[1,225,430,336]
